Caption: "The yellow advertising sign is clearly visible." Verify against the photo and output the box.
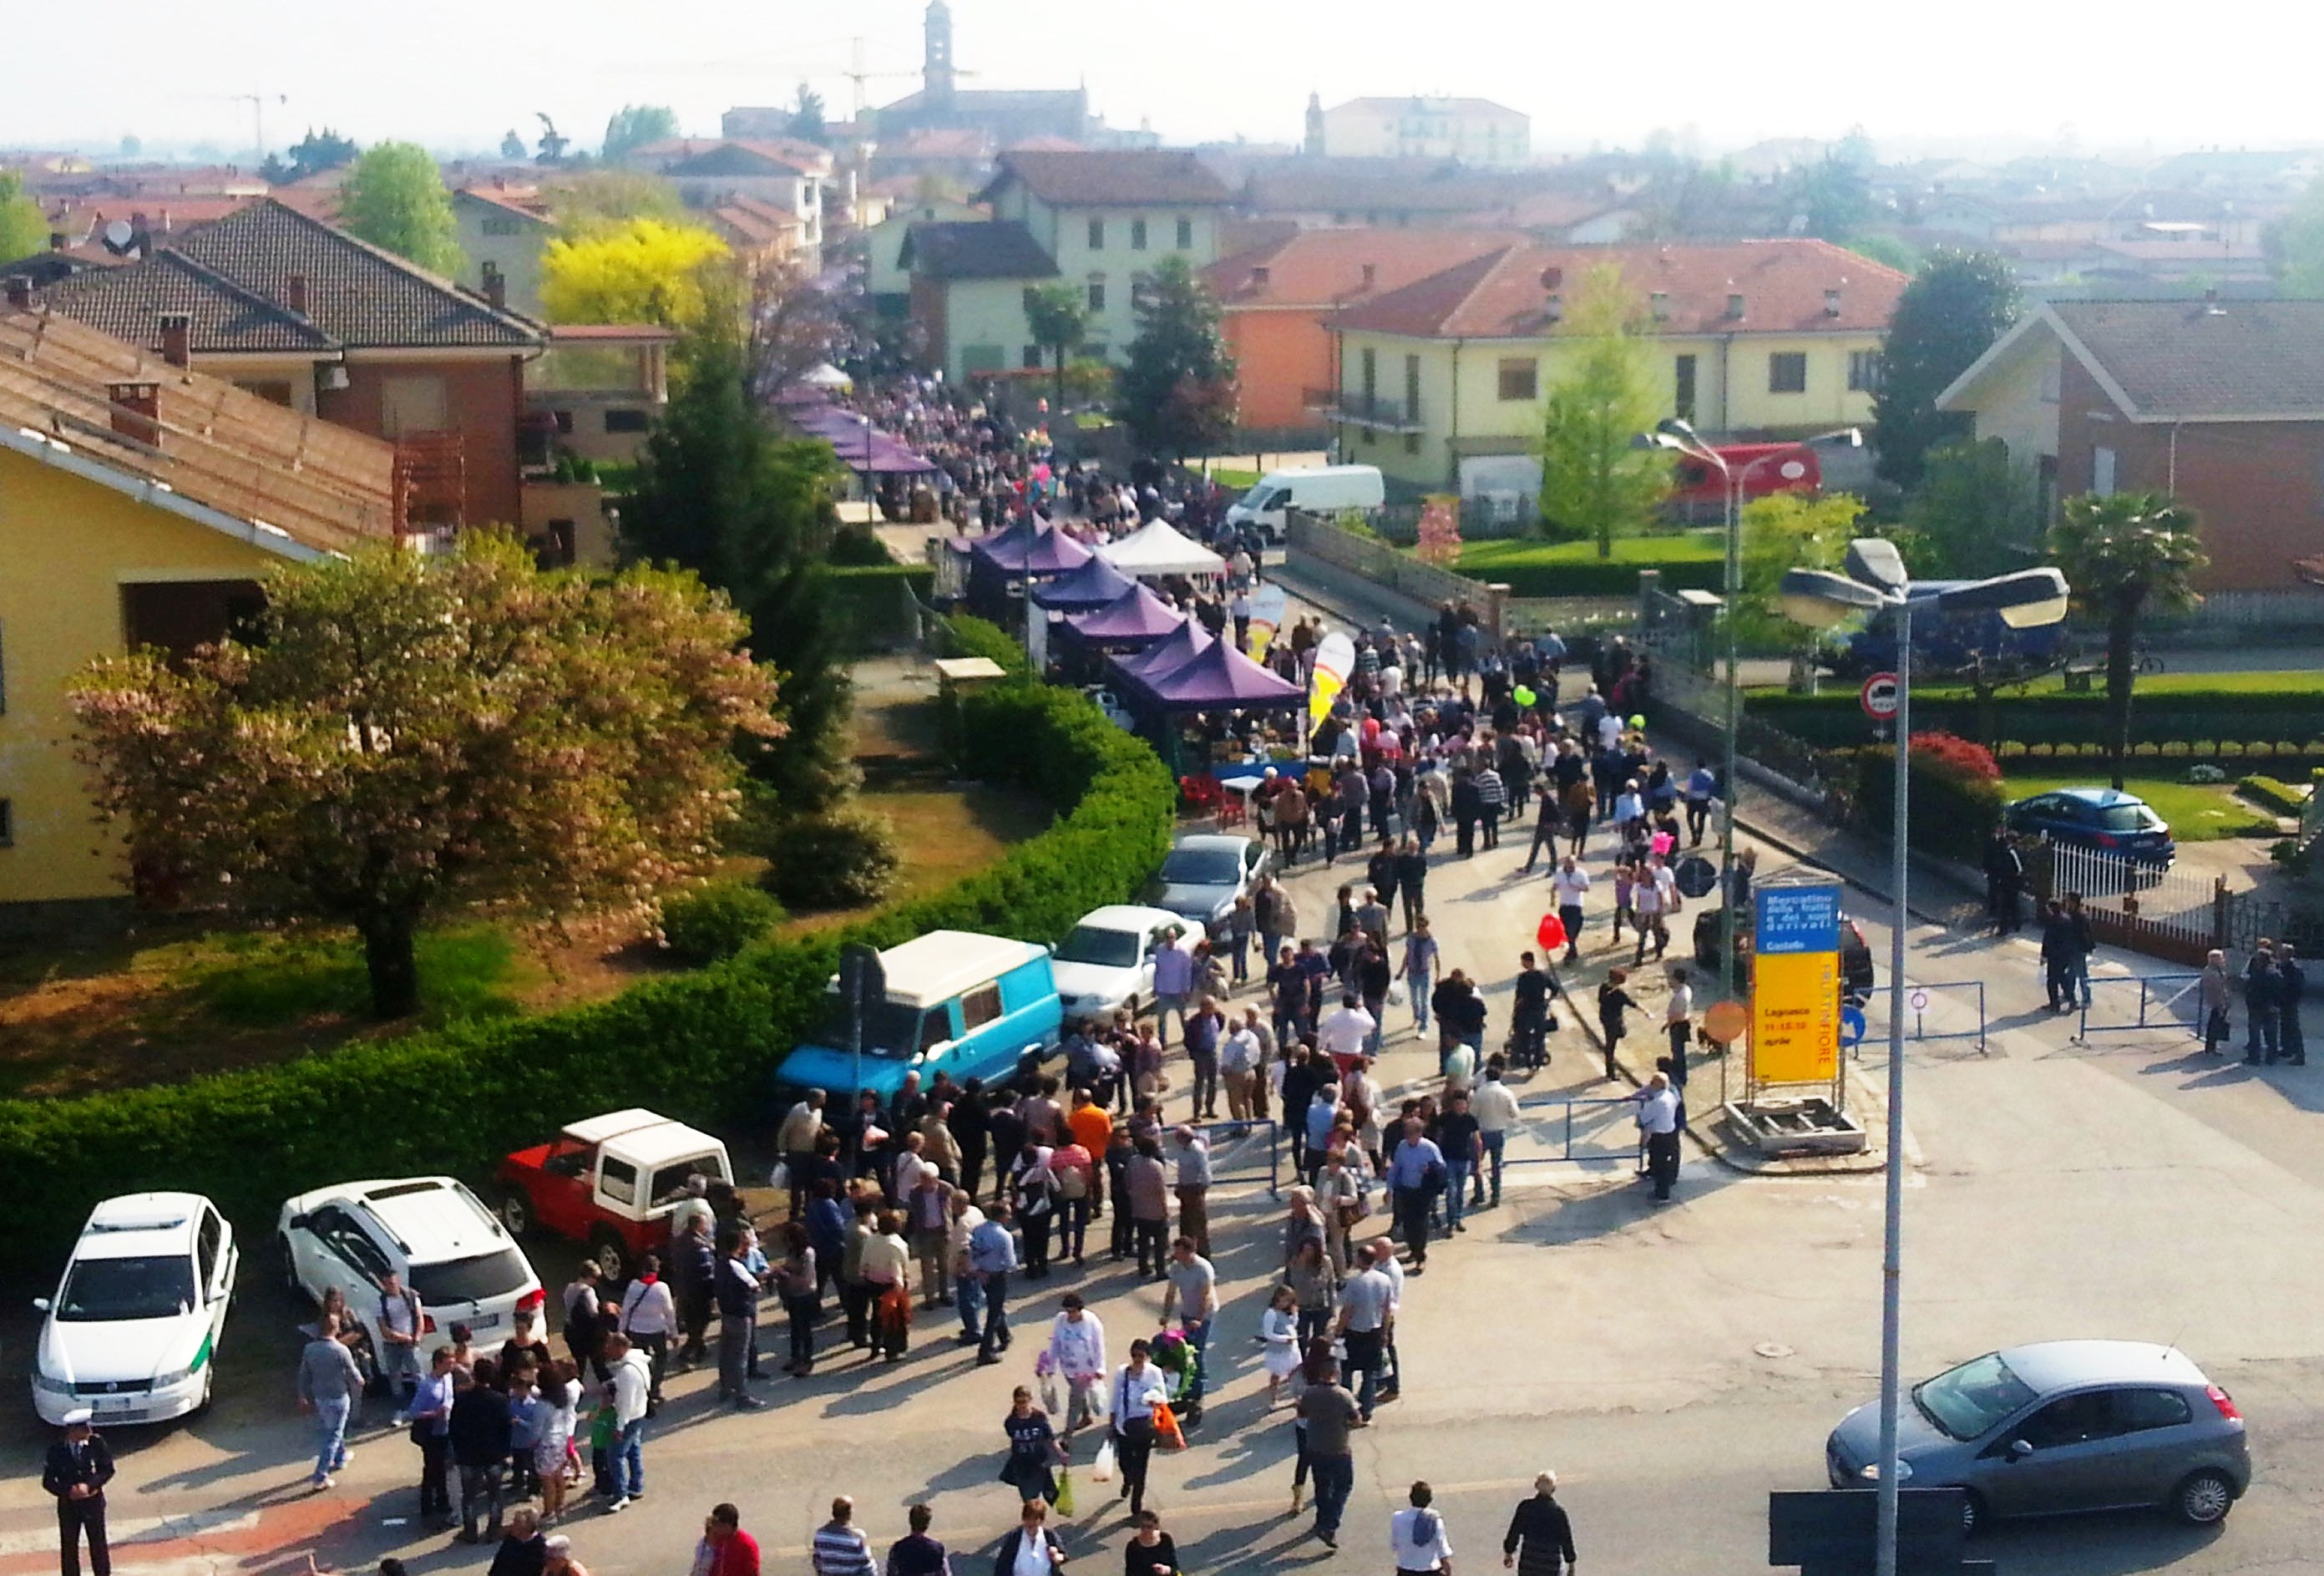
[1752,950,1840,1084]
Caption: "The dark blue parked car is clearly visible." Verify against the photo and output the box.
[2004,787,2176,869]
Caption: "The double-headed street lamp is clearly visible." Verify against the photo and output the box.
[1637,419,1861,996]
[1778,544,2069,1576]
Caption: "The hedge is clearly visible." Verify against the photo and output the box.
[2239,774,2314,818]
[1750,689,2324,757]
[1457,553,1724,599]
[825,563,936,652]
[0,677,1175,1275]
[1838,739,2007,861]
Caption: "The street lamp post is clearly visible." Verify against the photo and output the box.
[1778,547,2069,1576]
[1643,422,1861,995]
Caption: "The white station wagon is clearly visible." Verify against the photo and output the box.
[33,1193,238,1426]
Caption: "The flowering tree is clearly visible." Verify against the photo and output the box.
[1414,494,1464,567]
[68,534,781,1019]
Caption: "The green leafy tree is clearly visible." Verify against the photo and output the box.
[1844,233,1921,274]
[1873,248,2021,490]
[2048,491,2209,789]
[286,128,359,180]
[602,104,679,164]
[2265,174,2324,297]
[539,217,729,327]
[1904,438,2046,579]
[535,114,570,165]
[1116,255,1238,460]
[620,311,856,811]
[0,171,43,262]
[789,85,829,145]
[1789,151,1874,241]
[1536,262,1668,559]
[66,535,778,1020]
[1023,281,1090,412]
[339,142,464,276]
[545,170,687,238]
[1735,489,1866,648]
[500,129,527,160]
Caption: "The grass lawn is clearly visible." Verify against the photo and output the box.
[2001,772,2281,843]
[1458,532,1725,572]
[1208,466,1261,490]
[1904,669,2324,702]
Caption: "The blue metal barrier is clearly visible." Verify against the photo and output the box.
[2073,972,2203,1045]
[1503,1092,1642,1164]
[1194,1117,1281,1195]
[1854,979,1989,1056]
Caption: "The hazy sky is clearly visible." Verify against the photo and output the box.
[10,0,2320,162]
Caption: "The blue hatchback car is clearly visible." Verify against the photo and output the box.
[2004,787,2176,868]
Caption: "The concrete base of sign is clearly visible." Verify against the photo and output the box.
[1722,1095,1868,1156]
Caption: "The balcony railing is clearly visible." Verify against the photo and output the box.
[1304,388,1425,432]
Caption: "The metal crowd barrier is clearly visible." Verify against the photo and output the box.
[1852,979,1989,1056]
[1194,1117,1282,1195]
[1505,1092,1643,1165]
[2073,972,2204,1045]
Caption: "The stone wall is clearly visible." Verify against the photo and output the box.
[1287,511,1508,635]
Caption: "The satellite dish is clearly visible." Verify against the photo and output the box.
[103,220,134,253]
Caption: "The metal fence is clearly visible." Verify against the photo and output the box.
[1505,1092,1644,1166]
[2073,972,2204,1044]
[1851,979,1990,1055]
[1194,1118,1282,1195]
[2026,841,2220,966]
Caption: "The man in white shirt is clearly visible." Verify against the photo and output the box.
[1664,964,1694,1087]
[1471,1064,1521,1209]
[1633,1071,1682,1203]
[1168,1127,1212,1255]
[603,1334,653,1511]
[1550,858,1590,966]
[1219,1019,1263,1123]
[1390,1481,1455,1575]
[1318,994,1376,1076]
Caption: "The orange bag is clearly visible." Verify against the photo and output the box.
[1152,1399,1187,1451]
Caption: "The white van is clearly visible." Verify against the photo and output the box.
[1225,464,1385,543]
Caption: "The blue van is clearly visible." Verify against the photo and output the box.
[774,930,1065,1102]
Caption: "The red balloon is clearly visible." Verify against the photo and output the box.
[1536,913,1567,950]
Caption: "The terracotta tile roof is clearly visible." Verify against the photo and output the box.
[1202,226,1527,309]
[1241,160,1571,218]
[656,139,833,179]
[1329,95,1527,119]
[38,249,337,353]
[2050,298,2324,418]
[709,196,805,247]
[453,185,552,224]
[1331,240,1908,340]
[980,149,1232,208]
[0,305,399,553]
[899,220,1059,281]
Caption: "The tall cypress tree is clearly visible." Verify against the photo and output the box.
[619,316,856,810]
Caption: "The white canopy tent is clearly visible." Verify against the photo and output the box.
[1095,516,1227,579]
[799,362,853,390]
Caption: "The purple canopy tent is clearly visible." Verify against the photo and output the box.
[1110,620,1213,689]
[971,519,1093,578]
[1127,637,1305,712]
[1031,555,1137,613]
[781,398,939,474]
[1062,583,1187,650]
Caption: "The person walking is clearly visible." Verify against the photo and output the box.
[1520,788,1563,873]
[1168,1127,1212,1256]
[1045,1293,1110,1437]
[1549,858,1589,965]
[1984,829,2024,935]
[1390,1482,1455,1576]
[884,1504,951,1576]
[1502,1472,1577,1576]
[297,1310,366,1489]
[44,1410,114,1576]
[1109,1340,1171,1519]
[1663,964,1694,1086]
[2279,944,2306,1066]
[1124,1508,1180,1576]
[702,1504,758,1576]
[999,1386,1064,1508]
[1160,1237,1218,1427]
[810,1497,877,1576]
[1395,835,1429,932]
[1298,1358,1365,1548]
[1333,1249,1395,1421]
[1633,1072,1682,1204]
[1385,1117,1446,1273]
[967,1199,1019,1365]
[2200,949,2233,1057]
[1597,970,1642,1082]
[1127,1139,1171,1279]
[1471,1064,1520,1208]
[992,1499,1067,1576]
[487,1508,544,1576]
[2062,892,2097,1011]
[1436,1091,1482,1234]
[1510,953,1552,1070]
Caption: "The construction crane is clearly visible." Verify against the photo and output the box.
[175,91,286,163]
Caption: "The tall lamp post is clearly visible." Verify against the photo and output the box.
[1638,421,1861,994]
[1777,546,2069,1576]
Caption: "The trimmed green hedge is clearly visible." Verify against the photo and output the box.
[2239,774,2313,818]
[1455,536,1726,598]
[1840,742,2007,860]
[1751,689,2324,756]
[933,611,1032,677]
[826,563,936,651]
[0,677,1174,1274]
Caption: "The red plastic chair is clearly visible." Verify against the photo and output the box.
[1216,785,1248,828]
[1178,774,1220,816]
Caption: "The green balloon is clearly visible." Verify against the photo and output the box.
[1513,686,1537,707]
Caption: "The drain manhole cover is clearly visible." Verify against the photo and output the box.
[1754,1341,1795,1360]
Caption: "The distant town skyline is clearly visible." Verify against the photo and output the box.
[8,0,2323,165]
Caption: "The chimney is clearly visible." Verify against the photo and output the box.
[1727,291,1745,319]
[48,231,66,251]
[5,276,31,308]
[108,381,161,448]
[1649,289,1669,321]
[159,312,192,369]
[1359,262,1377,290]
[481,260,506,310]
[1544,293,1563,325]
[1824,286,1842,317]
[286,272,308,314]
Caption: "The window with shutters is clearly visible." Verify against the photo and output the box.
[1768,352,1807,394]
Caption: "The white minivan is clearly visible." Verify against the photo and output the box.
[1225,464,1385,543]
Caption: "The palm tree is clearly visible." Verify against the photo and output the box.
[1022,282,1089,416]
[2048,491,2208,789]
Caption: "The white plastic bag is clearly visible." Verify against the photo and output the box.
[1091,1437,1117,1483]
[768,1160,790,1193]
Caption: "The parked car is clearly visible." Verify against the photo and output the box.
[494,1109,733,1283]
[772,930,1064,1104]
[1051,905,1207,1020]
[1694,905,1876,1003]
[1149,833,1270,930]
[1825,1340,2248,1533]
[278,1177,541,1351]
[2005,788,2177,869]
[32,1193,237,1426]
